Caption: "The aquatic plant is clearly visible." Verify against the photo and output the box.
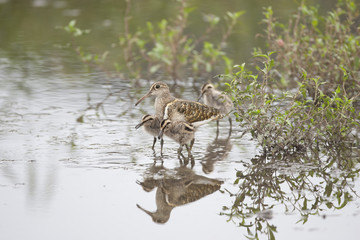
[262,0,360,97]
[225,53,359,160]
[62,0,243,121]
[224,0,360,160]
[222,1,360,238]
[63,0,243,81]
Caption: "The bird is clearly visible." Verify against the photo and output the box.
[198,83,233,128]
[135,82,223,126]
[135,82,175,120]
[135,114,163,154]
[158,119,196,166]
[136,177,223,223]
[136,166,223,223]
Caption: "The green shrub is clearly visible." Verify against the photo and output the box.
[63,0,244,81]
[225,0,360,159]
[262,0,360,97]
[225,51,359,159]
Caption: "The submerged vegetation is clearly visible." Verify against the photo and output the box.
[61,0,360,239]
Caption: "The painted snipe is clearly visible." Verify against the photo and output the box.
[198,83,233,127]
[135,114,164,154]
[136,167,223,223]
[158,119,195,166]
[135,82,223,126]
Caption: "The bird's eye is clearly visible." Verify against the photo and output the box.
[155,84,160,89]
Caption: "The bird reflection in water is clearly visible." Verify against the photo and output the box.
[201,124,232,174]
[136,164,223,223]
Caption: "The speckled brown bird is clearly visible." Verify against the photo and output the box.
[135,82,223,126]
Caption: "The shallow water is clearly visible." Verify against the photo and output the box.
[1,1,359,240]
[1,56,360,239]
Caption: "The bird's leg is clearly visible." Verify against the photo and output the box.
[183,157,189,166]
[160,138,164,155]
[215,120,220,140]
[190,154,195,168]
[177,145,185,165]
[189,138,195,151]
[177,145,183,155]
[152,137,157,150]
[177,153,183,165]
[185,144,190,157]
[185,144,194,168]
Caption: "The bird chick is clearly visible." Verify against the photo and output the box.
[158,119,196,166]
[135,114,163,154]
[198,83,233,127]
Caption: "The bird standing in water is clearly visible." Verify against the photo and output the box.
[158,119,196,166]
[198,83,233,128]
[135,82,224,126]
[135,82,225,162]
[135,114,164,154]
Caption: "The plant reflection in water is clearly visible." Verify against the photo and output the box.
[136,163,223,223]
[221,149,360,239]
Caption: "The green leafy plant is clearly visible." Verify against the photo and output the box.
[119,0,244,80]
[224,0,360,159]
[225,52,360,160]
[222,2,360,238]
[262,0,360,97]
[62,0,244,121]
[63,0,244,81]
[63,19,114,78]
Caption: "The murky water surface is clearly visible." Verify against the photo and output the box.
[1,1,359,240]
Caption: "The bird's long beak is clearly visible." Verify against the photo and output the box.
[135,91,151,106]
[136,204,154,217]
[158,128,164,139]
[197,91,204,102]
[135,121,144,129]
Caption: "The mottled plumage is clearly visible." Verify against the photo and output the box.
[135,82,224,126]
[136,167,223,223]
[164,99,222,126]
[136,178,222,223]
